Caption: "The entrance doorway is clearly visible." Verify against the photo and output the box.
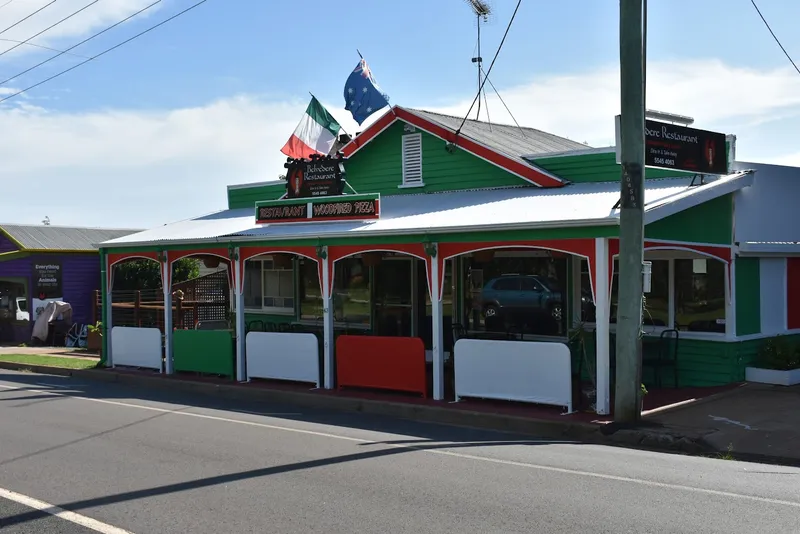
[372,256,454,352]
[373,256,414,337]
[0,277,29,343]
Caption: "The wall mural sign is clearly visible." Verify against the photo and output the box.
[284,153,347,199]
[256,193,381,224]
[615,116,729,175]
[32,260,62,320]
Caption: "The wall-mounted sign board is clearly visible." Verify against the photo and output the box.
[615,116,729,175]
[284,154,346,199]
[256,193,380,224]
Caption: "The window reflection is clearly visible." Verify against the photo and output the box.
[610,259,669,326]
[297,256,371,326]
[462,251,567,336]
[675,258,725,332]
[580,256,726,333]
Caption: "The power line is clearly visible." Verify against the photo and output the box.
[0,0,17,12]
[0,0,99,58]
[480,66,526,138]
[0,0,57,37]
[0,0,209,103]
[0,0,163,87]
[0,38,89,57]
[456,0,522,135]
[750,0,800,75]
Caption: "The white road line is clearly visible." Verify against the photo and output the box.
[2,382,800,509]
[0,487,134,534]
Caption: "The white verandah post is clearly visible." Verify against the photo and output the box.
[594,238,611,415]
[429,244,445,401]
[162,253,172,375]
[321,249,335,390]
[234,248,247,381]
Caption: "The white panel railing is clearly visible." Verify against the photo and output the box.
[245,332,319,387]
[454,339,573,413]
[111,326,162,371]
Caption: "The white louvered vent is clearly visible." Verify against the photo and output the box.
[401,133,423,187]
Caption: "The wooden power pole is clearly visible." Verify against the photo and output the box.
[615,0,646,423]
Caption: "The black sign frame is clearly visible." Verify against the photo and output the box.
[284,153,347,199]
[644,119,728,175]
[32,260,62,300]
[255,194,380,225]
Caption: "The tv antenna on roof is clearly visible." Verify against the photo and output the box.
[464,0,492,122]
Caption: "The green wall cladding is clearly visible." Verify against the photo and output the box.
[172,329,235,377]
[645,194,733,245]
[344,121,527,196]
[533,151,693,183]
[735,257,761,336]
[569,332,789,388]
[228,182,286,210]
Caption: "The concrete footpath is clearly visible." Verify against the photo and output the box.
[648,383,800,465]
[0,359,795,466]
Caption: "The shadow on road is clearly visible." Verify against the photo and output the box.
[0,370,580,529]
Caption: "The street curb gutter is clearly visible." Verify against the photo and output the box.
[0,362,715,457]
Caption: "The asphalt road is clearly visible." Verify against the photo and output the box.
[0,496,99,533]
[0,370,798,534]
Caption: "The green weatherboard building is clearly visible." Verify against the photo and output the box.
[97,107,800,415]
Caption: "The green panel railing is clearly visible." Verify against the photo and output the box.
[173,330,235,378]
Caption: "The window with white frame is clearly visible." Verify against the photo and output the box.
[243,257,294,314]
[579,255,727,334]
[401,133,423,187]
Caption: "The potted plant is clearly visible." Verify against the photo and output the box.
[745,337,800,386]
[87,321,103,353]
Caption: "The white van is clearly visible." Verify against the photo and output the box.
[15,297,29,321]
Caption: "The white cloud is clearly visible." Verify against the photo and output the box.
[0,0,163,56]
[428,59,800,153]
[1,58,799,229]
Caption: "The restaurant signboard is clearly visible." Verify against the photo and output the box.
[615,116,728,175]
[284,154,346,199]
[256,193,380,224]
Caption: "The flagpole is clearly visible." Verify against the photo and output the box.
[350,52,396,122]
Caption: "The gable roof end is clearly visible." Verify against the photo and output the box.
[341,106,581,188]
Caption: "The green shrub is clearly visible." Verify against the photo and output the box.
[758,337,800,371]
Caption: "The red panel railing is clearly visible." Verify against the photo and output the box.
[336,335,427,397]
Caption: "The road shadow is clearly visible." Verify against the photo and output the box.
[0,371,581,448]
[0,436,550,529]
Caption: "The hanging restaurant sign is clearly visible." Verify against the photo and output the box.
[256,193,380,224]
[284,153,346,199]
[615,116,728,175]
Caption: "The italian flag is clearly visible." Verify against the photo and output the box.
[281,96,341,159]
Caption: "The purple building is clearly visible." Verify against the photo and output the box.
[0,224,140,344]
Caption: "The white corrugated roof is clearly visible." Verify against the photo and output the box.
[100,172,752,248]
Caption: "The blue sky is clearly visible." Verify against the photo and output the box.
[0,0,799,227]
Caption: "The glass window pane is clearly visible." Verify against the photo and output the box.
[332,257,371,325]
[299,260,323,321]
[610,259,669,326]
[244,260,262,309]
[643,261,669,327]
[675,258,726,332]
[463,252,568,336]
[579,259,596,323]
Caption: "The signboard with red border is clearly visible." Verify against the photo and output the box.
[614,115,729,175]
[256,193,381,224]
[284,154,346,199]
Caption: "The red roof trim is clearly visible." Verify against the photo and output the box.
[340,106,565,187]
[341,109,398,157]
[395,108,565,187]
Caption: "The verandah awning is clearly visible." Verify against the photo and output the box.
[98,172,753,249]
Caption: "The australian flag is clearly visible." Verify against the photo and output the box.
[344,58,390,125]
